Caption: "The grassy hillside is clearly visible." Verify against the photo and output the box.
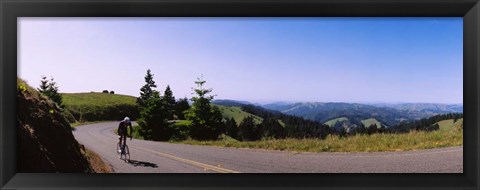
[324,117,348,127]
[63,92,137,107]
[215,105,263,125]
[324,117,385,129]
[361,118,384,128]
[62,92,139,122]
[437,118,463,131]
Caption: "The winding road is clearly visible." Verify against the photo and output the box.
[72,122,463,173]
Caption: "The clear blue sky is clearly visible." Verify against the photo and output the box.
[18,17,463,104]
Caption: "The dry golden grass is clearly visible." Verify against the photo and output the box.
[180,120,463,153]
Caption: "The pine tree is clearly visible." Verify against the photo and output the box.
[163,85,176,120]
[136,70,170,141]
[175,97,190,120]
[225,117,238,139]
[138,91,169,140]
[258,118,283,139]
[185,76,224,140]
[38,76,49,95]
[367,124,378,134]
[38,76,63,108]
[238,116,257,141]
[137,69,157,109]
[47,77,63,108]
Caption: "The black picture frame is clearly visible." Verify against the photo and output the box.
[1,0,479,189]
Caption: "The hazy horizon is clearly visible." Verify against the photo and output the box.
[18,17,463,104]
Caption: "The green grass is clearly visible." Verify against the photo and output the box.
[62,92,138,122]
[361,118,384,128]
[324,117,385,128]
[437,118,463,131]
[324,117,348,127]
[62,93,137,107]
[216,105,263,124]
[178,119,463,153]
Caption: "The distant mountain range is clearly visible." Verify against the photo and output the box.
[213,99,463,126]
[369,103,463,116]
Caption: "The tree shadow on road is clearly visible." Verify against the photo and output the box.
[126,159,158,168]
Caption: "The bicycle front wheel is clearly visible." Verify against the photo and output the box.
[116,143,121,157]
[124,145,130,160]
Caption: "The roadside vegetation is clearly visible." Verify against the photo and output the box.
[179,118,463,152]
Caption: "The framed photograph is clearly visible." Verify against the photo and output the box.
[1,0,479,189]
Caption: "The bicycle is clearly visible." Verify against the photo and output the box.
[117,141,130,161]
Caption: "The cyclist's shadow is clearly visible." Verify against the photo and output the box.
[126,159,158,168]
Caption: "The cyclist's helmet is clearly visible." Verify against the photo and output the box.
[124,117,131,124]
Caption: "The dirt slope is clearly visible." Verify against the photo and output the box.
[17,79,92,172]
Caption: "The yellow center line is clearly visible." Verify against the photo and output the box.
[133,146,240,173]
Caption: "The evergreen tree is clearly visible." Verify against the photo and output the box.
[175,97,190,120]
[136,70,170,140]
[238,116,257,141]
[137,69,157,109]
[357,123,366,134]
[367,124,378,135]
[38,76,63,108]
[38,76,49,94]
[185,76,224,140]
[225,117,238,139]
[163,85,176,120]
[137,91,169,140]
[258,118,283,139]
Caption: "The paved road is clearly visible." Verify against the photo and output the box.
[72,122,463,173]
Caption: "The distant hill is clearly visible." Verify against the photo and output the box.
[212,99,253,107]
[361,118,385,128]
[262,102,410,126]
[62,92,139,122]
[215,105,263,125]
[369,103,463,119]
[324,117,349,127]
[324,117,386,133]
[213,101,330,139]
[262,102,462,126]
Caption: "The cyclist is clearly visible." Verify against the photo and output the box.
[118,117,133,150]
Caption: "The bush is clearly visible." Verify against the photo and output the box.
[170,120,192,141]
[102,90,109,93]
[110,91,114,94]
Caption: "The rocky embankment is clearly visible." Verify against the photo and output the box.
[17,79,92,172]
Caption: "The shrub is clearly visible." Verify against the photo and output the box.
[170,120,192,141]
[102,90,109,93]
[110,91,114,94]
